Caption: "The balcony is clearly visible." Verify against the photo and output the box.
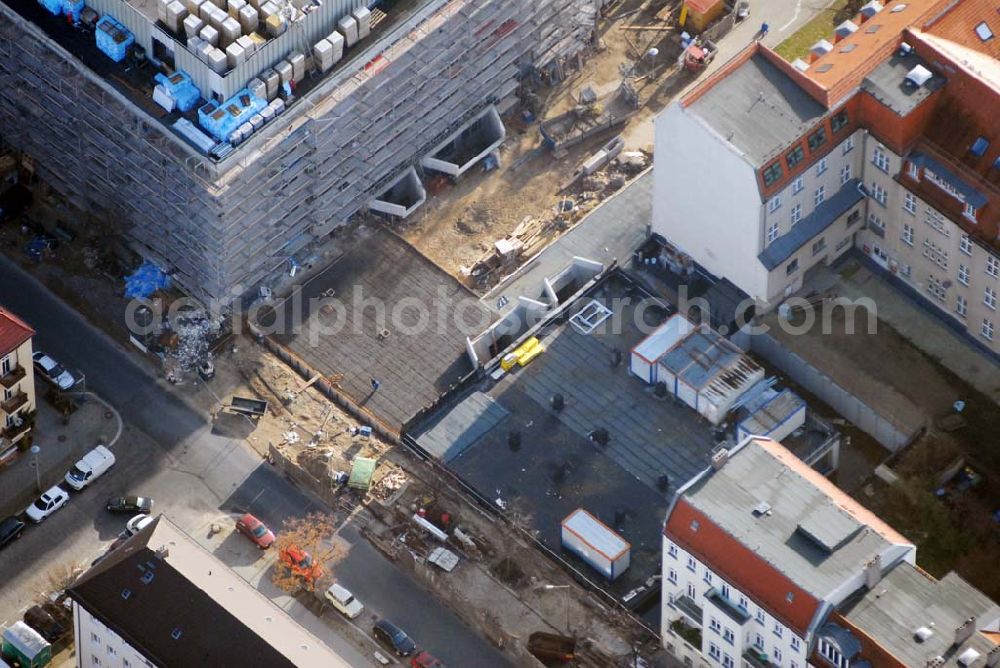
[2,417,31,441]
[1,391,28,414]
[743,649,777,668]
[0,365,26,389]
[670,594,704,628]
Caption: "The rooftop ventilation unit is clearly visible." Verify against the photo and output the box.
[905,64,933,88]
[958,649,981,667]
[914,626,935,642]
[752,501,772,517]
[810,39,834,58]
[860,0,883,18]
[898,41,913,56]
[791,58,809,72]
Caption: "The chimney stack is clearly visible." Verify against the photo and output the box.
[863,554,882,589]
[985,646,1000,667]
[711,448,729,470]
[953,617,976,647]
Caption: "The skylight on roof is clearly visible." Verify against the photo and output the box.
[865,24,883,34]
[975,21,994,41]
[890,3,907,12]
[970,137,989,157]
[841,43,858,53]
[816,64,834,73]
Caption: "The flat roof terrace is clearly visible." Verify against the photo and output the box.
[257,226,494,433]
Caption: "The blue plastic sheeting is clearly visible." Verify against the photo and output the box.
[197,88,266,142]
[38,0,61,15]
[62,0,83,20]
[155,72,201,112]
[125,261,171,298]
[95,16,134,63]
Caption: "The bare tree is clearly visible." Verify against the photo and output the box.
[271,512,345,593]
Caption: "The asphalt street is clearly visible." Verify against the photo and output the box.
[0,256,510,666]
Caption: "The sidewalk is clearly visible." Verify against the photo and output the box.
[0,396,115,518]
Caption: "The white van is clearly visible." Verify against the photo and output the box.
[324,583,364,619]
[64,444,115,491]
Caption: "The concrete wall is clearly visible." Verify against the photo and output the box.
[652,103,769,303]
[750,331,916,451]
[0,0,600,305]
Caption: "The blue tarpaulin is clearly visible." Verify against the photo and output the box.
[125,261,171,298]
[96,16,134,63]
[198,89,266,142]
[155,72,201,112]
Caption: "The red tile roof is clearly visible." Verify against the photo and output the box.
[924,0,1000,59]
[0,307,34,355]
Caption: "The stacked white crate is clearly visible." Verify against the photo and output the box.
[313,39,334,72]
[165,1,188,34]
[183,14,204,37]
[336,14,357,46]
[352,6,370,40]
[237,5,257,34]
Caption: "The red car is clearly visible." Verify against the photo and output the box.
[235,513,275,549]
[412,651,444,668]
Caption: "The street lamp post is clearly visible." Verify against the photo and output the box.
[30,444,41,492]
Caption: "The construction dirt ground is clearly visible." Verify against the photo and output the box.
[395,0,699,286]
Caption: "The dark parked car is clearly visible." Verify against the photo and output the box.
[374,619,417,657]
[106,496,154,514]
[0,184,31,222]
[24,605,66,643]
[0,516,26,549]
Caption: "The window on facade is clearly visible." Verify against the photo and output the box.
[774,648,783,663]
[721,584,731,599]
[766,221,779,244]
[808,127,827,152]
[687,556,696,572]
[901,263,912,279]
[987,255,999,278]
[787,259,799,275]
[709,643,721,661]
[792,176,804,194]
[927,274,947,301]
[791,637,801,652]
[687,583,697,599]
[960,235,974,256]
[847,210,860,226]
[831,110,849,133]
[957,295,968,318]
[91,633,101,644]
[739,596,748,609]
[923,238,949,270]
[959,264,970,285]
[908,161,920,180]
[668,542,678,558]
[774,622,784,638]
[840,163,851,185]
[871,182,887,205]
[763,162,783,187]
[722,654,734,668]
[982,318,994,341]
[723,629,735,645]
[814,186,826,206]
[709,617,722,634]
[668,568,678,584]
[768,195,782,213]
[836,237,852,252]
[902,224,914,245]
[812,238,827,256]
[964,202,978,221]
[791,204,802,225]
[904,191,917,215]
[756,609,765,625]
[842,135,855,154]
[755,634,765,649]
[819,639,842,666]
[704,571,713,585]
[107,646,116,656]
[986,286,997,310]
[816,157,828,176]
[868,213,885,236]
[925,209,951,238]
[873,146,890,172]
[786,145,805,168]
[92,657,101,667]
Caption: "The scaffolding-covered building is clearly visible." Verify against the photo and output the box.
[0,0,605,303]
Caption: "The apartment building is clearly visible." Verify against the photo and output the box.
[652,0,1000,356]
[660,436,1000,668]
[0,307,37,463]
[68,515,352,667]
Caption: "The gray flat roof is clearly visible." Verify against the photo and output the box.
[416,391,509,461]
[860,52,945,117]
[686,54,827,166]
[659,326,744,390]
[261,227,494,431]
[681,438,904,600]
[740,389,805,434]
[839,562,1000,667]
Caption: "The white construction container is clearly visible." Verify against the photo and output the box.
[226,0,244,18]
[260,104,275,122]
[157,0,170,24]
[561,508,630,580]
[237,5,257,34]
[183,14,204,38]
[238,121,254,138]
[184,0,203,16]
[187,35,205,54]
[258,0,277,20]
[220,16,240,47]
[268,97,285,115]
[262,68,279,100]
[225,42,245,67]
[352,6,371,40]
[199,24,219,46]
[247,76,266,101]
[326,30,344,62]
[197,41,214,62]
[207,47,227,73]
[313,39,334,72]
[249,113,264,130]
[629,314,694,384]
[264,14,285,37]
[288,52,305,81]
[337,14,358,47]
[165,1,188,34]
[274,59,293,86]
